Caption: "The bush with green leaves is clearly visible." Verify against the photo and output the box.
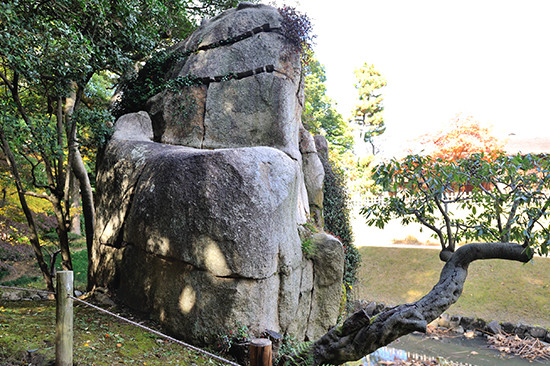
[364,153,550,256]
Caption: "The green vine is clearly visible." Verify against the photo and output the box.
[319,153,361,299]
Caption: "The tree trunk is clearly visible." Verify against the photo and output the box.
[50,195,73,271]
[69,172,81,235]
[71,147,95,289]
[0,128,55,293]
[64,81,95,290]
[287,242,531,365]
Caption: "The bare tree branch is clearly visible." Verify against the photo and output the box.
[412,210,445,248]
[23,191,50,200]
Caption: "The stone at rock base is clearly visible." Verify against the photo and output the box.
[459,316,475,330]
[306,233,344,340]
[486,320,501,335]
[528,326,547,339]
[365,301,377,316]
[500,321,515,334]
[454,326,465,334]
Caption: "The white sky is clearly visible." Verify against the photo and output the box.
[268,0,550,153]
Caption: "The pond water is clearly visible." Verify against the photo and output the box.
[354,333,547,366]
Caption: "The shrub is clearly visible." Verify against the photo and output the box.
[112,50,185,118]
[278,6,315,65]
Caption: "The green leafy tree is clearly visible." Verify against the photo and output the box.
[0,0,238,292]
[352,62,386,154]
[302,56,354,154]
[286,153,550,365]
[365,153,550,257]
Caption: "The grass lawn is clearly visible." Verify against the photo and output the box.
[0,300,227,365]
[0,247,243,365]
[355,246,550,328]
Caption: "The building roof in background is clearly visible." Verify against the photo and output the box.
[382,134,550,160]
[503,135,550,155]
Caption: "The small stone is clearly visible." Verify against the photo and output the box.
[514,324,529,338]
[500,322,515,333]
[528,326,547,339]
[472,318,486,330]
[94,292,116,307]
[438,313,451,328]
[30,294,41,301]
[454,326,465,334]
[352,300,368,313]
[263,329,282,342]
[486,320,501,335]
[460,316,474,330]
[450,315,462,328]
[2,291,21,301]
[365,302,377,316]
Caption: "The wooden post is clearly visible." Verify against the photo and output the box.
[249,338,272,366]
[56,271,73,366]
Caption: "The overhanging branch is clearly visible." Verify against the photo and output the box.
[304,242,531,365]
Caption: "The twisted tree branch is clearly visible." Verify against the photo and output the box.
[300,242,531,365]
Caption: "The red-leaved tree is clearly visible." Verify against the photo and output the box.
[427,114,504,161]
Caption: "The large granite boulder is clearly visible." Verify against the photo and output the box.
[91,3,342,345]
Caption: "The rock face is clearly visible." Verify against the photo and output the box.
[146,3,302,160]
[91,3,343,345]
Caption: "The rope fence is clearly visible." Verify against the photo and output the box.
[1,277,245,366]
[68,295,241,366]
